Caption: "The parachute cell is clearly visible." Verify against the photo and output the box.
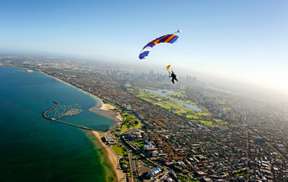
[139,51,150,59]
[139,32,179,60]
[138,30,180,84]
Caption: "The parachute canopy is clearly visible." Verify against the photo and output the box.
[139,31,179,60]
[139,51,150,60]
[166,64,172,73]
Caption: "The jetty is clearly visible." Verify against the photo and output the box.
[42,101,93,131]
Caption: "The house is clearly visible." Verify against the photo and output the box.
[102,135,116,145]
[146,167,162,178]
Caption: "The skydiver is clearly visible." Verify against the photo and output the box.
[169,71,178,84]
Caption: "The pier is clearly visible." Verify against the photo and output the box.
[42,101,93,131]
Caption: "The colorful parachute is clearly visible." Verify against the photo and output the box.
[139,31,179,60]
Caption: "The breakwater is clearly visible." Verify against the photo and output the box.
[42,101,94,131]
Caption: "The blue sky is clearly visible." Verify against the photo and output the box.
[0,0,288,92]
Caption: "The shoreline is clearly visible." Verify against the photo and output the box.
[39,70,103,106]
[89,103,123,125]
[91,131,125,182]
[40,70,122,123]
[38,69,124,182]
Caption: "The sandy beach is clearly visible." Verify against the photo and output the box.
[91,131,125,182]
[90,103,124,182]
[89,103,123,124]
[41,70,121,122]
[100,103,123,122]
[91,102,125,181]
[40,70,125,181]
[100,103,115,110]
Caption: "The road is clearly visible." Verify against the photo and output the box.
[128,152,134,182]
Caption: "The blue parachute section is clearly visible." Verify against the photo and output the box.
[139,31,179,60]
[138,51,150,60]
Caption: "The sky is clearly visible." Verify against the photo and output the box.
[0,0,287,93]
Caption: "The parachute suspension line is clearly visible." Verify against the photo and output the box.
[175,29,180,34]
[166,64,173,76]
[138,31,180,84]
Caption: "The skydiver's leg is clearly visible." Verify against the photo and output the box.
[171,78,175,84]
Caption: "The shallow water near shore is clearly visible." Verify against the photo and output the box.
[0,67,114,182]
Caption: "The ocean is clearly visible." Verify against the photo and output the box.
[0,67,114,182]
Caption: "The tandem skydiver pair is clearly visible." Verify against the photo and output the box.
[139,30,180,84]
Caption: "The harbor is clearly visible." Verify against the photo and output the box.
[42,100,93,131]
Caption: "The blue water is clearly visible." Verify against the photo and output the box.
[0,67,114,182]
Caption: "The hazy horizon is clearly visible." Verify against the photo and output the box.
[0,0,287,94]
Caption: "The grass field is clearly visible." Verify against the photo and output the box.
[135,89,227,127]
[130,140,144,149]
[120,112,142,133]
[112,145,127,156]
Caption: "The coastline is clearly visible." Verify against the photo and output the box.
[89,103,123,124]
[90,102,125,182]
[101,104,123,122]
[38,70,124,182]
[39,70,103,107]
[40,70,122,123]
[90,131,125,182]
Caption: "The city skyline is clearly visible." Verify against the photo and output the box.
[0,0,287,93]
